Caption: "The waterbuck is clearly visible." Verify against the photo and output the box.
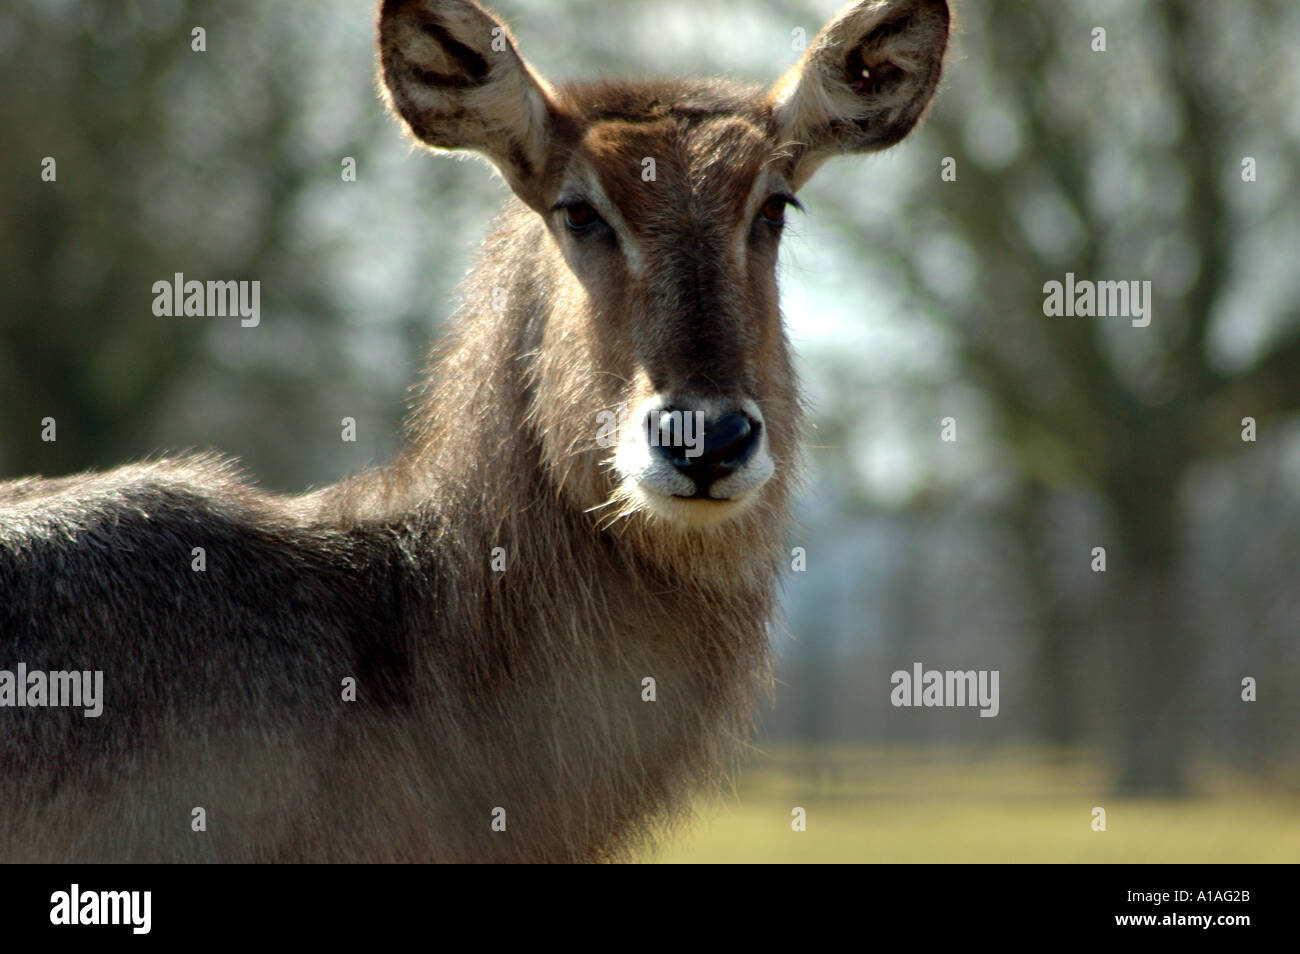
[0,0,949,862]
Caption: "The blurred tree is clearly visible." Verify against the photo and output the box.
[806,0,1299,793]
[0,0,474,490]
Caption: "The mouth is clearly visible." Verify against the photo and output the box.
[671,488,730,500]
[630,481,757,528]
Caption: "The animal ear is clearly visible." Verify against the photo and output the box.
[378,0,556,208]
[769,0,950,188]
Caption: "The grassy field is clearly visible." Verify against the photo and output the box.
[645,746,1300,863]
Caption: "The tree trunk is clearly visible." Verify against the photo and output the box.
[1015,489,1082,747]
[1107,450,1195,796]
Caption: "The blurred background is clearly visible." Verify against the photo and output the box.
[1,0,1297,861]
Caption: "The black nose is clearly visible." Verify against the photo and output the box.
[649,409,761,497]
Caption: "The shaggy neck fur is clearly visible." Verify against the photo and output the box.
[314,199,798,861]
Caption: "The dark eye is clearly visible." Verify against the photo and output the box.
[560,201,604,232]
[758,193,801,227]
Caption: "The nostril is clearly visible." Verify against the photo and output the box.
[648,406,698,463]
[734,417,762,462]
[708,414,756,467]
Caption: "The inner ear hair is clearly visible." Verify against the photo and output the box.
[770,0,950,184]
[378,0,557,206]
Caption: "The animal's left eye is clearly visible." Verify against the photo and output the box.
[556,200,607,233]
[758,193,800,227]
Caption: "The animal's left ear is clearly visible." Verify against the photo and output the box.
[769,0,950,189]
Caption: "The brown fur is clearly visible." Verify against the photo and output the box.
[0,0,947,862]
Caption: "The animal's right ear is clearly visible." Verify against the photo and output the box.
[378,0,557,209]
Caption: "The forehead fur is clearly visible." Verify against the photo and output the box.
[557,77,769,126]
[554,78,781,230]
